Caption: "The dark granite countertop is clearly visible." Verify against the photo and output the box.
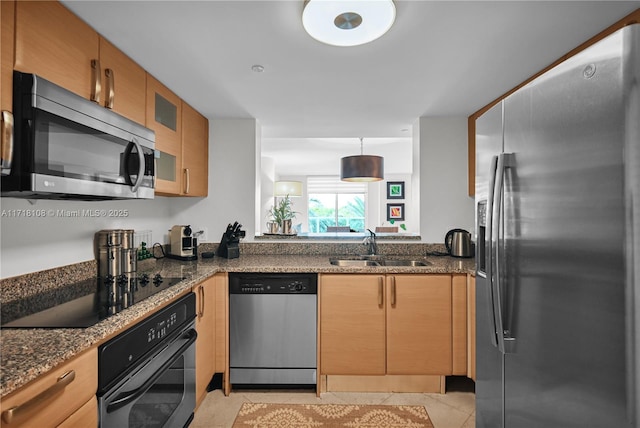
[0,253,474,398]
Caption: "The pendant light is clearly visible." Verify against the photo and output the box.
[340,138,384,182]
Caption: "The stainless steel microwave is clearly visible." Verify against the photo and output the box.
[1,72,155,200]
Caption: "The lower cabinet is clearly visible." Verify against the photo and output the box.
[57,396,98,428]
[0,348,97,428]
[320,274,453,378]
[194,273,228,408]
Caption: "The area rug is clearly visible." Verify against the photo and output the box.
[232,402,435,427]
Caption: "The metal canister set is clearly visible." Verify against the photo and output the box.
[95,229,138,314]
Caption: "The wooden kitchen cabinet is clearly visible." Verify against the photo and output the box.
[451,274,468,375]
[1,0,15,171]
[57,396,98,428]
[320,275,386,375]
[14,2,147,125]
[467,275,476,381]
[14,1,98,101]
[194,273,228,405]
[0,348,97,428]
[181,101,209,196]
[147,73,183,195]
[98,36,146,124]
[320,274,453,377]
[386,274,452,375]
[195,276,216,408]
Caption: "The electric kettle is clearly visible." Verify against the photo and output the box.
[445,229,474,258]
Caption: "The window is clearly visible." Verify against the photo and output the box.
[307,177,366,233]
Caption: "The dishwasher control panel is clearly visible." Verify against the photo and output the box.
[229,273,318,294]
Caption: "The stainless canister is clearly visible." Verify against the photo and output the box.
[121,248,138,273]
[121,229,135,249]
[97,245,122,278]
[94,229,123,259]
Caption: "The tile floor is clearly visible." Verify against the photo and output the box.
[191,378,476,428]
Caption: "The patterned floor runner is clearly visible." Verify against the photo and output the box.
[232,402,435,427]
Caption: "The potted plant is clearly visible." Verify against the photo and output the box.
[268,195,297,234]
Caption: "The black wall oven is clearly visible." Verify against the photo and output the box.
[97,293,196,428]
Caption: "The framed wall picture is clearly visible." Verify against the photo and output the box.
[387,203,405,221]
[386,181,405,199]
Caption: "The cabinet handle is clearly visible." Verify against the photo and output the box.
[91,59,101,104]
[184,168,190,194]
[105,68,115,109]
[1,370,76,425]
[198,285,205,318]
[378,277,383,307]
[1,111,13,175]
[391,276,396,307]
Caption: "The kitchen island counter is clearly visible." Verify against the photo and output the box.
[0,253,474,397]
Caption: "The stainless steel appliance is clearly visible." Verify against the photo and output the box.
[444,228,474,258]
[475,24,639,427]
[97,293,196,428]
[168,225,197,261]
[2,71,155,200]
[229,273,317,386]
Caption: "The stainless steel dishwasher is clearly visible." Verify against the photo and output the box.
[229,273,317,386]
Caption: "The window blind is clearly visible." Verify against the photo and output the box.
[307,176,367,194]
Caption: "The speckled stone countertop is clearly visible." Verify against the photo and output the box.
[0,251,474,398]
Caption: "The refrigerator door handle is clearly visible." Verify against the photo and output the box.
[493,152,517,354]
[486,155,500,349]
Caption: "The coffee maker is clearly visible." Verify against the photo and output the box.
[168,225,198,261]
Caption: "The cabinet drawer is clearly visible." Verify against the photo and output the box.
[0,348,97,428]
[57,396,98,428]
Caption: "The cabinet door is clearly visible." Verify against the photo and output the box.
[320,274,386,375]
[386,274,452,375]
[195,278,216,407]
[0,348,97,427]
[181,101,209,196]
[146,74,182,195]
[1,0,14,112]
[452,274,468,375]
[99,37,146,125]
[57,396,98,428]
[14,1,99,100]
[467,275,476,381]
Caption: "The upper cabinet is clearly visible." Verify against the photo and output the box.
[14,1,98,100]
[146,74,183,195]
[1,0,15,175]
[14,2,146,124]
[182,101,209,197]
[146,75,209,197]
[98,37,146,124]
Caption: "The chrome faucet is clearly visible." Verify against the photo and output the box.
[363,229,378,256]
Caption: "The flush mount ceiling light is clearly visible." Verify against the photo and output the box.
[341,138,384,182]
[302,0,396,47]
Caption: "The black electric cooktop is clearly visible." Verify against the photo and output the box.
[2,274,186,329]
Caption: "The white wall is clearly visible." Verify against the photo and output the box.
[170,118,258,244]
[0,118,259,279]
[419,116,475,243]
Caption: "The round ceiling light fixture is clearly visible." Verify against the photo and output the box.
[340,138,384,182]
[302,0,396,47]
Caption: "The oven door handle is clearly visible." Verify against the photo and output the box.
[106,329,197,414]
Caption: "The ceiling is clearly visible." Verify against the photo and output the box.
[63,0,639,174]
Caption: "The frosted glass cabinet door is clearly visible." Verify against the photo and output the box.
[146,74,182,195]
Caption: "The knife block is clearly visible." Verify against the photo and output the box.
[216,238,239,259]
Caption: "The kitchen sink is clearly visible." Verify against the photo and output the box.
[380,259,429,266]
[329,258,430,267]
[329,259,381,267]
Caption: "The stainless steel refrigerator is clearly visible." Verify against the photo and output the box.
[475,23,640,428]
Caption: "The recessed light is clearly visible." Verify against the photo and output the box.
[302,0,396,47]
[251,64,265,73]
